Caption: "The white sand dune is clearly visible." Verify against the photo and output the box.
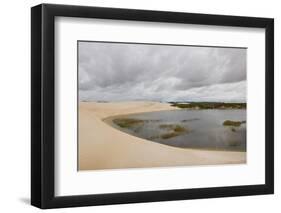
[79,101,246,170]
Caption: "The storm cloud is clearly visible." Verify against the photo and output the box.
[79,41,246,102]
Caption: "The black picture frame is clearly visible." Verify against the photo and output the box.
[31,3,274,209]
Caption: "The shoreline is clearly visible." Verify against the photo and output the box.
[79,101,246,171]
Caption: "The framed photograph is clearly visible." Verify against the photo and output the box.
[31,3,274,209]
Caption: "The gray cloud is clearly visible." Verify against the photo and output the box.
[79,42,246,102]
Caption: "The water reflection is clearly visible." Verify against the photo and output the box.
[109,110,246,152]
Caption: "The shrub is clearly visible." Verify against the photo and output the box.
[223,120,242,127]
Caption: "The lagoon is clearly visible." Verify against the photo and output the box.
[108,109,246,152]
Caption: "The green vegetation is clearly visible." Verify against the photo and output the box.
[113,118,191,140]
[170,102,246,110]
[159,124,189,139]
[113,118,144,128]
[174,125,186,133]
[160,132,182,139]
[223,120,246,127]
[159,124,187,132]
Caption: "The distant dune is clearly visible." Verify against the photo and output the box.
[78,101,246,171]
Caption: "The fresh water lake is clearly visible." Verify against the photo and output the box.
[107,109,246,152]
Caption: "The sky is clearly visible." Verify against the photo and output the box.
[78,41,246,102]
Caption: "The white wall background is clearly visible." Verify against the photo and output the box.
[0,0,279,212]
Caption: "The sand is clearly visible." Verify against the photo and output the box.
[79,101,246,170]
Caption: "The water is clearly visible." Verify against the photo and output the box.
[108,110,246,152]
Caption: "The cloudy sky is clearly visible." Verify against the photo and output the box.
[78,41,246,102]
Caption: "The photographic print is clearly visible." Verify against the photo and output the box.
[31,4,274,208]
[78,41,247,171]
